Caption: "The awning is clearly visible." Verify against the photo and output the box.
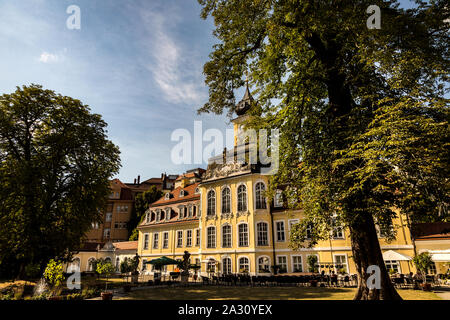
[429,249,450,262]
[382,250,412,261]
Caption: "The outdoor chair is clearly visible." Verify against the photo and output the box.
[201,276,210,285]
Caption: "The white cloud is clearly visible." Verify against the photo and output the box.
[139,9,206,104]
[39,52,59,63]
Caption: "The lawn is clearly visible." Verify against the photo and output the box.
[117,285,441,300]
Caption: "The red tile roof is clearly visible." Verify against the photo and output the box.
[113,241,138,250]
[151,182,200,206]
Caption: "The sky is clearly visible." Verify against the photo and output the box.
[0,0,417,183]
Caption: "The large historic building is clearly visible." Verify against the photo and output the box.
[138,168,205,273]
[134,87,449,278]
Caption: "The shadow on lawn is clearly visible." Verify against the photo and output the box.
[124,286,356,300]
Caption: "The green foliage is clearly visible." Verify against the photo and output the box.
[96,259,116,291]
[128,186,163,240]
[413,252,434,280]
[307,255,318,273]
[120,255,140,275]
[96,259,116,277]
[197,0,448,298]
[24,263,41,279]
[0,84,121,278]
[43,259,65,288]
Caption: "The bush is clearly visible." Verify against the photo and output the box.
[44,259,65,288]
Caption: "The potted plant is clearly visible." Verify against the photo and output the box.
[413,252,434,291]
[96,259,116,300]
[43,259,65,299]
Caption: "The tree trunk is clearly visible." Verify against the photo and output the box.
[350,214,402,300]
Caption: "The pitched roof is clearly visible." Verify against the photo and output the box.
[151,182,200,206]
[111,178,130,189]
[411,222,450,240]
[113,241,138,251]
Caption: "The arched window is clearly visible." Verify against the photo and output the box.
[222,225,232,248]
[87,258,96,272]
[221,187,231,214]
[222,257,232,274]
[237,184,247,212]
[238,223,249,247]
[256,222,269,246]
[207,226,216,248]
[207,261,216,273]
[105,257,112,264]
[255,182,267,209]
[258,256,270,273]
[115,257,120,271]
[68,258,80,273]
[239,257,250,273]
[207,190,216,216]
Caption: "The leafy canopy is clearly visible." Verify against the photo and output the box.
[0,84,121,277]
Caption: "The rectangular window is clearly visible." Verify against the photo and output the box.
[195,229,200,247]
[103,228,111,239]
[177,230,183,248]
[105,212,112,222]
[163,232,169,249]
[334,255,348,273]
[257,223,269,246]
[207,227,216,248]
[292,256,303,272]
[222,225,232,248]
[332,216,344,239]
[332,226,344,239]
[238,224,249,247]
[274,190,283,207]
[143,233,149,250]
[186,230,192,247]
[385,260,400,274]
[276,221,285,242]
[153,233,159,249]
[277,256,287,273]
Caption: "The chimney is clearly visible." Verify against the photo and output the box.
[134,178,136,184]
[137,175,141,184]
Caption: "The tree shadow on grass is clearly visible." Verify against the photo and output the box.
[124,286,356,300]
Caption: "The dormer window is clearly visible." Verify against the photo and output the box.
[165,193,170,200]
[156,210,161,222]
[165,208,171,221]
[180,190,184,197]
[195,187,200,194]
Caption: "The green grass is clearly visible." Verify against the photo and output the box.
[117,285,441,300]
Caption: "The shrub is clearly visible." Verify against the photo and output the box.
[44,259,65,288]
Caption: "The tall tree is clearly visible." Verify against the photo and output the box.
[128,186,163,241]
[198,0,449,299]
[0,84,121,279]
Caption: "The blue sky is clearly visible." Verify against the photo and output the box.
[0,0,417,182]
